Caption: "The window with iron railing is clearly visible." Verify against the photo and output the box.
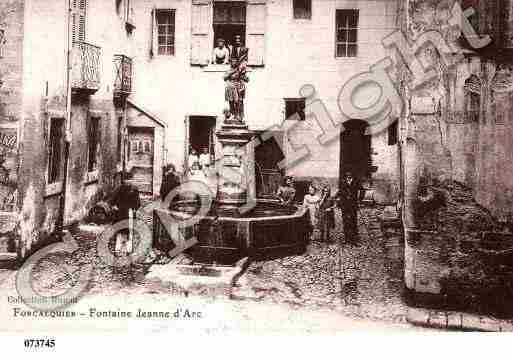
[114,54,132,95]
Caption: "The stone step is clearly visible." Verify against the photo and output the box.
[0,252,17,266]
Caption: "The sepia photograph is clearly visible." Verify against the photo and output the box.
[0,0,513,353]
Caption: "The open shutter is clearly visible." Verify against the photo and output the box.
[246,0,266,66]
[191,0,211,66]
[71,0,87,43]
[150,8,155,57]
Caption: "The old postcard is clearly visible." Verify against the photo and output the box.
[1,0,513,351]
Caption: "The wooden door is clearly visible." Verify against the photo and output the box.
[127,127,154,194]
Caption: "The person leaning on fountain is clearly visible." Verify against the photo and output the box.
[276,176,296,206]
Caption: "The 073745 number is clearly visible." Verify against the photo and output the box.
[23,339,55,349]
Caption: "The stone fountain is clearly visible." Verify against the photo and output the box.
[153,51,310,265]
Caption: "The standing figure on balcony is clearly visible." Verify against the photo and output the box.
[224,35,249,122]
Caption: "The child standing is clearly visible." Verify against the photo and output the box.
[317,184,336,243]
[303,183,321,239]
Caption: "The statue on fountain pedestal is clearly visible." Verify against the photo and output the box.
[224,35,249,124]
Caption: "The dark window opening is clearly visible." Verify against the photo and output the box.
[464,75,481,122]
[88,117,100,172]
[285,98,306,121]
[336,9,358,57]
[213,2,246,53]
[388,120,398,146]
[48,118,65,184]
[293,0,312,19]
[117,116,123,162]
[460,0,479,33]
[188,116,216,161]
[255,131,285,196]
[0,29,5,59]
[156,9,175,56]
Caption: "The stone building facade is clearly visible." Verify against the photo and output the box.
[128,0,402,201]
[0,0,156,263]
[399,0,513,314]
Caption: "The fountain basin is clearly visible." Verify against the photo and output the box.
[153,199,311,265]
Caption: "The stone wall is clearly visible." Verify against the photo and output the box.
[401,0,513,315]
[10,0,135,260]
[0,0,23,254]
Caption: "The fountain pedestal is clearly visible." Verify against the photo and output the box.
[215,122,255,215]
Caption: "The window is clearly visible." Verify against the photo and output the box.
[213,2,246,51]
[285,98,306,121]
[464,75,481,123]
[117,116,123,162]
[388,121,398,146]
[71,0,87,43]
[144,141,151,153]
[47,118,65,184]
[336,9,358,57]
[87,117,100,172]
[191,1,266,66]
[130,140,138,154]
[0,29,5,59]
[293,0,311,20]
[156,9,175,55]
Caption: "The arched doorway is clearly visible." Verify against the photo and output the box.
[339,119,372,182]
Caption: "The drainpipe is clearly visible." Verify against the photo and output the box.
[57,0,73,238]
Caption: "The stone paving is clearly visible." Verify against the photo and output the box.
[0,203,434,330]
[232,206,408,324]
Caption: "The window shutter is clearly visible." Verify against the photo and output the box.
[246,0,266,66]
[71,0,87,43]
[191,0,212,65]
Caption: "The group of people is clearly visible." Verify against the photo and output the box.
[216,35,249,122]
[212,36,247,65]
[187,148,212,182]
[276,171,364,245]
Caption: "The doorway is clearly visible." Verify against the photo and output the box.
[188,116,216,165]
[340,119,372,182]
[127,127,154,194]
[254,131,285,196]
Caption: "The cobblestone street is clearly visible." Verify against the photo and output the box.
[232,206,407,324]
[0,204,417,330]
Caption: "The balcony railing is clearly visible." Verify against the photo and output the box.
[71,41,101,94]
[113,54,132,96]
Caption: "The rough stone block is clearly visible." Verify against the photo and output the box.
[406,308,429,326]
[477,317,501,332]
[499,321,513,332]
[428,311,448,329]
[447,312,462,329]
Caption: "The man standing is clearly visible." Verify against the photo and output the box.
[160,163,180,204]
[335,171,364,245]
[110,168,141,256]
[230,35,248,62]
